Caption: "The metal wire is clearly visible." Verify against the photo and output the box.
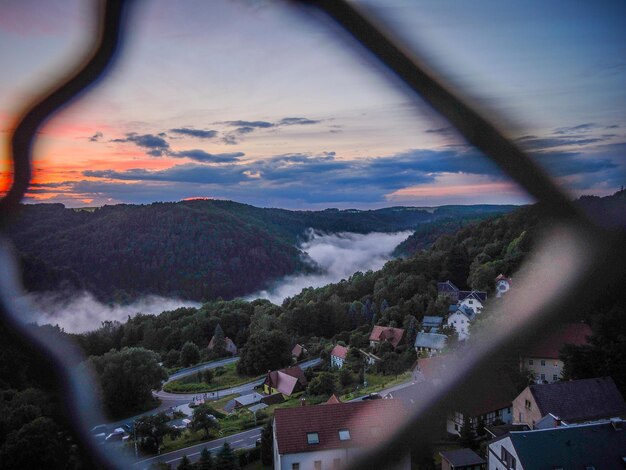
[0,0,623,469]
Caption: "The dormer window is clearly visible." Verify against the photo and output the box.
[307,432,319,444]
[338,429,351,441]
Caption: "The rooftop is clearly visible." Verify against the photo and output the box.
[440,448,486,466]
[525,322,592,359]
[369,326,405,348]
[414,332,447,350]
[330,344,349,359]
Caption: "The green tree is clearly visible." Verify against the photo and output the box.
[197,447,214,470]
[307,372,337,396]
[136,412,179,454]
[459,414,476,450]
[88,347,167,416]
[191,404,221,438]
[211,323,227,356]
[181,341,201,367]
[164,349,180,368]
[215,442,239,470]
[177,455,193,470]
[260,421,273,465]
[0,417,65,469]
[237,330,291,375]
[339,368,355,387]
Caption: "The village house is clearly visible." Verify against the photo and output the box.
[457,290,486,314]
[263,366,308,399]
[369,325,405,350]
[494,274,511,298]
[486,419,626,470]
[273,399,410,470]
[447,383,516,436]
[440,448,485,470]
[438,280,461,302]
[421,315,444,333]
[414,332,447,356]
[520,322,592,383]
[330,344,349,369]
[446,305,476,340]
[291,344,307,362]
[208,335,238,355]
[512,376,626,429]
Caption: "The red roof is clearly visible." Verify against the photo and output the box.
[369,326,405,348]
[526,323,592,359]
[264,366,308,396]
[416,354,451,381]
[330,344,349,360]
[274,400,405,454]
[292,344,305,358]
[325,394,342,405]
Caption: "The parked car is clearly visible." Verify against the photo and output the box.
[362,393,381,400]
[105,428,126,443]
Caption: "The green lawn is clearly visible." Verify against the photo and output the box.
[339,371,412,401]
[163,362,262,393]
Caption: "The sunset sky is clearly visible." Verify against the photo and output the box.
[1,0,624,209]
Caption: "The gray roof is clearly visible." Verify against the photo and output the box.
[530,377,626,422]
[248,403,268,413]
[422,316,443,328]
[458,290,487,302]
[440,448,486,466]
[437,281,459,293]
[414,332,447,350]
[234,392,265,407]
[504,420,626,468]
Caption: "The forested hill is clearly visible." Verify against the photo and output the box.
[7,200,516,301]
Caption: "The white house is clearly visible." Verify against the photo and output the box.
[446,305,476,340]
[273,400,410,470]
[330,344,348,369]
[457,290,486,314]
[414,332,447,356]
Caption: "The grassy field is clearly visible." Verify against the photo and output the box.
[163,362,262,393]
[339,371,412,401]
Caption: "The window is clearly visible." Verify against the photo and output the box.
[333,458,341,469]
[553,374,558,381]
[501,447,517,469]
[528,359,534,365]
[525,399,532,410]
[339,429,351,441]
[455,424,459,431]
[541,360,546,366]
[314,460,322,470]
[540,373,546,381]
[292,464,300,470]
[307,432,319,444]
[469,300,473,304]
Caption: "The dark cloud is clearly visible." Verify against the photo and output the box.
[224,120,274,129]
[88,131,103,142]
[235,126,255,134]
[172,149,244,163]
[112,133,170,156]
[554,123,597,135]
[425,127,452,135]
[222,134,239,145]
[516,135,604,150]
[169,128,218,139]
[278,117,321,126]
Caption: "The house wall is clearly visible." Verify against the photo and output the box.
[512,387,542,428]
[447,407,512,436]
[276,447,410,470]
[521,356,563,383]
[330,355,344,369]
[487,437,523,470]
[495,280,510,298]
[447,312,470,340]
[414,346,442,357]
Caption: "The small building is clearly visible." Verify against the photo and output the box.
[208,335,238,355]
[292,344,307,362]
[325,394,342,405]
[494,274,511,298]
[512,376,626,429]
[486,419,626,470]
[414,332,447,356]
[358,348,380,366]
[234,392,265,409]
[369,326,405,349]
[440,448,485,470]
[422,316,444,333]
[263,366,308,398]
[520,322,592,383]
[457,291,486,314]
[330,344,349,369]
[273,400,410,470]
[438,280,460,303]
[446,306,476,340]
[448,386,515,437]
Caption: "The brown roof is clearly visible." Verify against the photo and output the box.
[325,394,342,405]
[526,323,592,359]
[265,366,307,396]
[292,344,305,357]
[529,377,626,422]
[495,273,510,282]
[330,344,348,360]
[466,381,518,417]
[369,326,405,348]
[274,400,405,455]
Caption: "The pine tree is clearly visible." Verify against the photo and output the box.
[215,442,239,470]
[197,447,214,470]
[177,455,193,470]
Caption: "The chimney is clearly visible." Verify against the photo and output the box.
[300,398,306,407]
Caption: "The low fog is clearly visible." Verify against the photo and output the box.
[24,291,200,333]
[249,230,412,305]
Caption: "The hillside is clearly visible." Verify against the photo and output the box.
[8,200,516,301]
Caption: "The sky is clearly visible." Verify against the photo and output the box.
[0,0,624,209]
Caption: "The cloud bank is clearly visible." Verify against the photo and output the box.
[248,230,412,305]
[24,291,200,334]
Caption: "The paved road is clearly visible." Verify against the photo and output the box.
[154,357,322,401]
[133,427,262,468]
[166,356,240,383]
